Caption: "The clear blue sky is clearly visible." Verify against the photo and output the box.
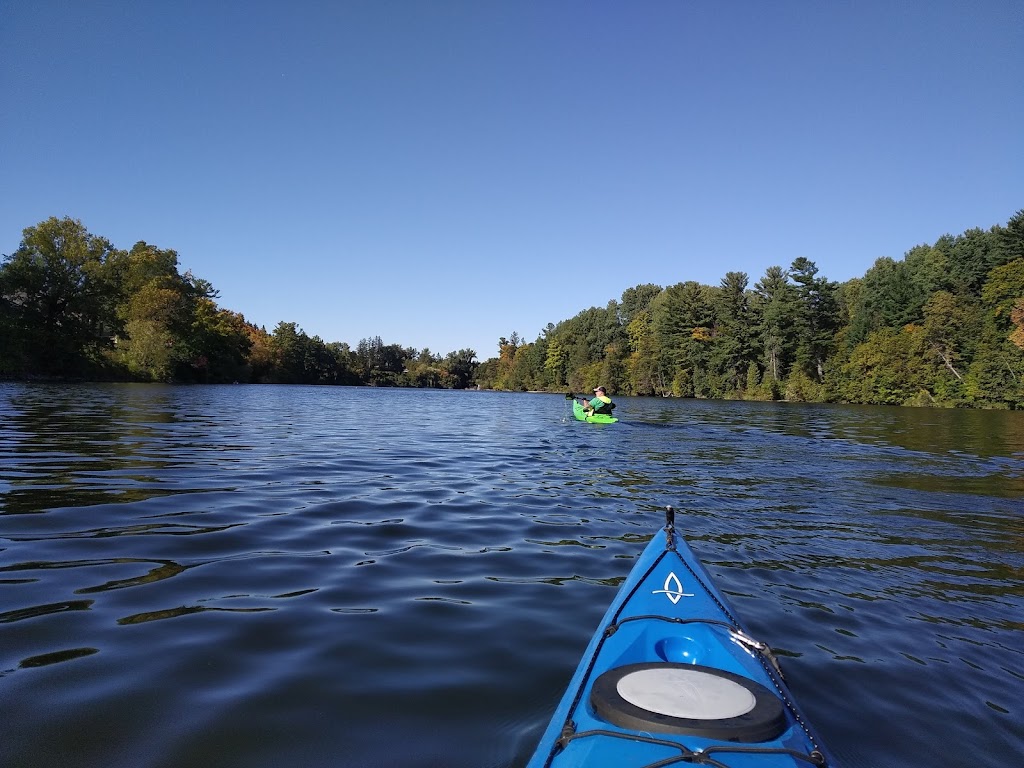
[3,2,1021,360]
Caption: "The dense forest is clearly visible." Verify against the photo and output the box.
[0,217,478,389]
[477,209,1024,409]
[2,212,1023,408]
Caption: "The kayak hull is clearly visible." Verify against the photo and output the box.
[527,511,831,768]
[572,400,618,423]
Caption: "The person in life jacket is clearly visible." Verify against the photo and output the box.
[580,386,615,416]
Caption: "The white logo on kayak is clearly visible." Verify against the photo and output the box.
[652,572,693,605]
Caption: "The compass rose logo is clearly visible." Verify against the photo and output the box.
[651,571,693,605]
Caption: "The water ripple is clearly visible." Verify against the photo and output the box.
[0,385,1021,768]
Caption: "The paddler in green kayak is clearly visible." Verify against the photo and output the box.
[578,386,615,417]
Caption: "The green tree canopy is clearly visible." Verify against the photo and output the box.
[0,216,119,375]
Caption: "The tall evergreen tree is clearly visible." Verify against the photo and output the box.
[790,257,839,382]
[711,271,754,393]
[848,256,926,343]
[753,266,798,384]
[619,283,663,326]
[997,210,1024,263]
[652,281,714,397]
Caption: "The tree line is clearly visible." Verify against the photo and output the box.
[0,217,478,388]
[3,211,1023,408]
[476,210,1024,409]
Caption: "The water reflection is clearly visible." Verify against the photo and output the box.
[0,384,248,517]
[118,605,276,625]
[19,648,99,668]
[6,522,244,541]
[0,487,206,515]
[0,599,93,623]
[76,560,193,593]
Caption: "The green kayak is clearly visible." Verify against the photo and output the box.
[572,399,618,423]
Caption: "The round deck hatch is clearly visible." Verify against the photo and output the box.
[590,662,787,742]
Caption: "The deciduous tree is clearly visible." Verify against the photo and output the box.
[0,217,121,375]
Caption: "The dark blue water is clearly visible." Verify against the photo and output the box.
[1,384,1022,768]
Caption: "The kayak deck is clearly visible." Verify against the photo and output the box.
[527,508,831,768]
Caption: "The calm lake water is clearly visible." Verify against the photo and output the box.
[1,383,1022,768]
